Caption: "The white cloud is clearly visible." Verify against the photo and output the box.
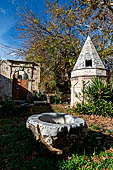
[0,8,6,15]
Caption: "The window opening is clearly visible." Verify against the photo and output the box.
[85,60,92,67]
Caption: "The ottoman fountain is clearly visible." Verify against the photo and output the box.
[26,112,87,154]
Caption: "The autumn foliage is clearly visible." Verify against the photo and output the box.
[16,0,113,93]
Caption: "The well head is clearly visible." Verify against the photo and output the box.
[26,113,87,154]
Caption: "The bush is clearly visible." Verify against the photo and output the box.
[84,77,113,103]
[51,94,62,104]
[74,77,113,117]
[75,100,113,116]
[35,91,47,101]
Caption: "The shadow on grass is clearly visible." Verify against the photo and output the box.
[25,128,113,160]
[32,104,54,114]
[0,103,113,158]
[69,129,113,157]
[0,103,54,118]
[0,106,113,170]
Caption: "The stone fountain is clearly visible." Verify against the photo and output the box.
[26,112,87,154]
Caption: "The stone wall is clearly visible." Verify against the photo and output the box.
[0,60,40,100]
[0,60,12,99]
[71,36,107,106]
[71,76,107,106]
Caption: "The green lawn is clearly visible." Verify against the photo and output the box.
[0,104,113,170]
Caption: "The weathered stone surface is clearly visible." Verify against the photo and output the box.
[26,112,87,154]
[71,36,107,106]
[0,60,40,100]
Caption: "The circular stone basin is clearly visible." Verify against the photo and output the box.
[26,113,87,154]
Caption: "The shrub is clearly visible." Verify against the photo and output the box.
[75,100,113,116]
[84,77,113,103]
[74,77,113,117]
[51,94,62,104]
[35,91,47,101]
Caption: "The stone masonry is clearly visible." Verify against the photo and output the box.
[0,60,40,100]
[71,36,107,106]
[26,113,87,154]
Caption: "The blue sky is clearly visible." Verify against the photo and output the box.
[0,0,46,60]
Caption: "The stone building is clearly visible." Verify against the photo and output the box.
[0,60,40,100]
[71,36,107,106]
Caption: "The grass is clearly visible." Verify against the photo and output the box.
[0,104,113,170]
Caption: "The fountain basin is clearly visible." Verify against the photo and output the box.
[26,112,87,154]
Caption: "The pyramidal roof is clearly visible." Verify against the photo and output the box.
[74,36,105,70]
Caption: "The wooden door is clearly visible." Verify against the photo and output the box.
[12,78,28,100]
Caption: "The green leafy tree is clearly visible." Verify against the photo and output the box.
[14,0,113,93]
[77,0,113,61]
[16,2,81,93]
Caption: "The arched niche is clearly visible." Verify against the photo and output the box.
[13,70,29,80]
[12,71,29,100]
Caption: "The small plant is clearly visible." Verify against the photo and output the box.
[35,91,47,101]
[90,125,100,130]
[104,129,112,135]
[51,94,62,104]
